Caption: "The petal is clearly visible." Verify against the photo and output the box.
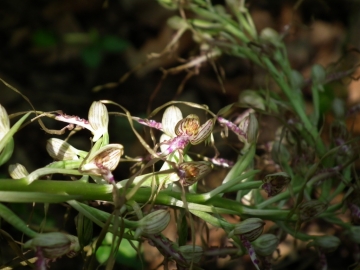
[162,106,183,137]
[190,119,214,145]
[8,163,29,179]
[88,101,109,142]
[175,114,200,137]
[0,104,10,140]
[82,144,123,174]
[46,138,80,161]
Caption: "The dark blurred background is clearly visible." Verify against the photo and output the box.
[0,0,359,269]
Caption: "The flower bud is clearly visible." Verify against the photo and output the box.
[178,161,212,186]
[239,90,265,111]
[229,218,265,241]
[262,172,291,197]
[290,69,305,90]
[298,200,327,222]
[8,163,29,179]
[260,28,281,47]
[46,138,80,161]
[167,16,187,30]
[252,234,279,256]
[178,245,203,263]
[135,210,171,238]
[24,232,80,259]
[308,235,340,253]
[88,101,109,142]
[311,64,326,85]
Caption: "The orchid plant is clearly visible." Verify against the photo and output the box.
[0,1,360,270]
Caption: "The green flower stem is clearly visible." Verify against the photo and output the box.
[276,221,314,241]
[202,170,260,201]
[26,168,84,183]
[190,210,234,231]
[222,143,256,184]
[0,179,293,220]
[256,185,303,209]
[69,201,138,228]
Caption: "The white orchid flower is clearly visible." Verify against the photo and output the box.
[159,106,214,155]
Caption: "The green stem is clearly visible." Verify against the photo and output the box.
[0,179,293,220]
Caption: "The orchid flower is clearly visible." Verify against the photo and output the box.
[54,101,109,142]
[159,106,214,156]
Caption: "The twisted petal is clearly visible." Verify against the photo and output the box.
[190,119,214,145]
[162,106,183,137]
[175,114,200,137]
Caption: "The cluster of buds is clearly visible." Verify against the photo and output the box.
[24,232,80,267]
